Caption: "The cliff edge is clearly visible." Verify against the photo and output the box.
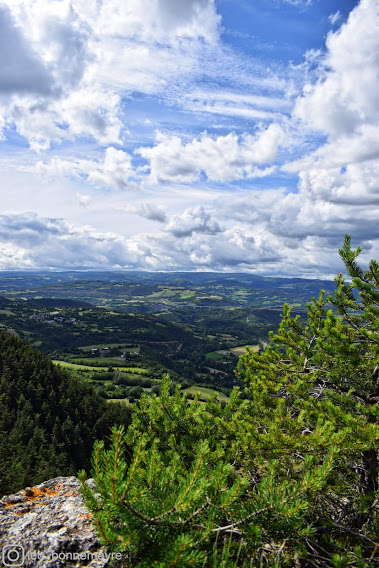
[0,477,125,567]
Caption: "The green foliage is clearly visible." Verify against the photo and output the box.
[81,236,378,566]
[237,235,379,563]
[0,331,131,495]
[81,377,335,566]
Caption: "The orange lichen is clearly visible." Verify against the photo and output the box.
[17,485,62,504]
[4,486,63,508]
[78,513,92,519]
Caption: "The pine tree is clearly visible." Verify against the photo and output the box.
[237,234,379,563]
[81,236,378,567]
[80,376,336,567]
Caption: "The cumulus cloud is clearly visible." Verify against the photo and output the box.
[0,0,220,149]
[87,148,137,190]
[92,0,220,43]
[4,85,122,152]
[166,206,222,237]
[148,176,378,274]
[0,212,147,269]
[0,5,53,96]
[275,0,379,262]
[126,203,167,223]
[138,124,285,183]
[0,213,66,246]
[0,0,117,149]
[4,0,92,89]
[294,0,378,138]
[33,147,138,190]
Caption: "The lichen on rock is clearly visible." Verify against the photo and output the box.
[0,477,125,567]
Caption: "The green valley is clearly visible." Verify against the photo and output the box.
[0,271,334,403]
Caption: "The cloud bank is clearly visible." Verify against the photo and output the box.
[0,0,377,275]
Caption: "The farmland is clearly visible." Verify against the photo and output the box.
[0,270,334,401]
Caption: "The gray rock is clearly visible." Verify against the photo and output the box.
[0,477,126,567]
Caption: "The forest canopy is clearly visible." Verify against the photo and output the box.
[0,331,131,495]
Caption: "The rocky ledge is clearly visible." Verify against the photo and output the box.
[0,477,125,567]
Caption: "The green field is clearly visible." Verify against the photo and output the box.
[205,351,225,361]
[107,398,130,406]
[206,344,259,360]
[69,356,144,367]
[52,360,147,374]
[217,344,259,356]
[183,386,229,402]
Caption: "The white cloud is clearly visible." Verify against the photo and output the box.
[282,0,312,7]
[138,124,285,183]
[187,90,291,113]
[76,193,91,207]
[0,0,220,149]
[0,0,116,149]
[126,203,167,223]
[87,148,138,190]
[0,5,54,96]
[328,10,341,26]
[183,89,290,121]
[0,212,138,269]
[91,0,220,43]
[166,206,222,237]
[33,147,138,190]
[294,0,378,138]
[4,85,122,152]
[0,113,5,140]
[275,0,379,258]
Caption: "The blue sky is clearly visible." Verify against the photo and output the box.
[0,0,377,275]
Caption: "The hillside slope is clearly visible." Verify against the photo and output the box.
[0,331,131,495]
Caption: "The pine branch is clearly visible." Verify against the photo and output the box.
[211,506,273,533]
[330,523,379,547]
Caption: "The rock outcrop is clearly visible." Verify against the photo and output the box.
[0,477,125,567]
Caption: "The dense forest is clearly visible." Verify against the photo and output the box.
[0,331,131,495]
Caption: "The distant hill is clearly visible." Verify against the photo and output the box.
[25,298,93,308]
[0,270,336,312]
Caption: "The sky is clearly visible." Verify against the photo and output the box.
[0,0,378,276]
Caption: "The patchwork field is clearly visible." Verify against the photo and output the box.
[206,344,259,360]
[217,345,260,356]
[52,360,148,374]
[0,270,319,399]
